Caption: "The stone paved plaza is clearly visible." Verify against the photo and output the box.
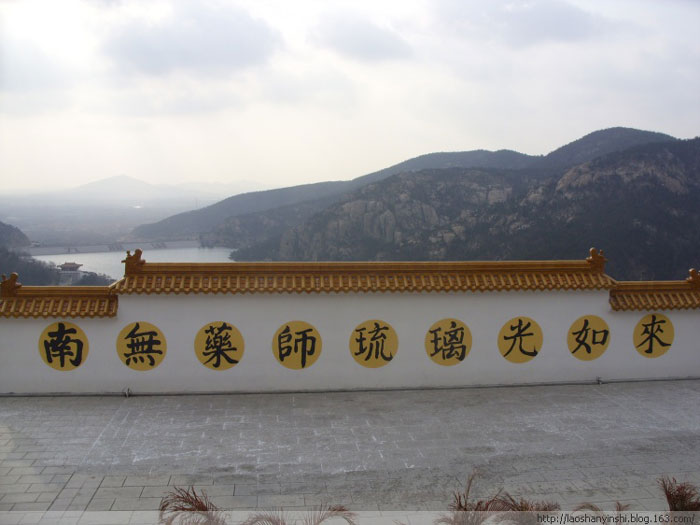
[1,380,700,523]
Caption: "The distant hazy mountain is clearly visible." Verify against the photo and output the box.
[70,175,164,201]
[236,137,700,280]
[53,175,264,205]
[61,175,266,204]
[132,127,675,241]
[0,175,255,245]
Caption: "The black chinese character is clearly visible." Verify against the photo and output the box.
[502,318,538,357]
[203,322,238,368]
[354,322,393,362]
[123,323,163,367]
[571,319,609,354]
[428,321,466,361]
[277,325,317,368]
[43,323,83,368]
[637,314,671,354]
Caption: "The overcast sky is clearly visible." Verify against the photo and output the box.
[1,0,698,192]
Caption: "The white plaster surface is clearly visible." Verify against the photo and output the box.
[1,290,698,394]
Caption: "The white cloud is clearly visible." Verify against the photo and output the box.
[0,0,698,191]
[434,0,618,47]
[310,11,412,62]
[0,39,70,92]
[102,1,281,76]
[501,0,614,46]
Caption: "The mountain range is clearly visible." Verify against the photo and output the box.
[130,127,698,280]
[257,137,700,280]
[132,128,675,241]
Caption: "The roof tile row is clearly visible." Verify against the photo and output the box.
[609,282,700,311]
[1,250,698,317]
[0,288,118,318]
[110,270,615,295]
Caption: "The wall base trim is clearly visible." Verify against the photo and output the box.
[1,375,698,398]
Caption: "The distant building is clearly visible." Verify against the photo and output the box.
[58,262,82,272]
[57,261,83,285]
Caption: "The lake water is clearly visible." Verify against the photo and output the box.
[33,246,234,281]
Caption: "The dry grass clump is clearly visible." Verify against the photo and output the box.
[658,476,700,512]
[240,504,357,525]
[448,472,507,513]
[574,478,700,519]
[573,501,631,522]
[574,502,631,514]
[302,504,358,525]
[159,488,356,525]
[159,486,227,525]
[439,472,506,525]
[490,492,560,525]
[440,472,558,525]
[494,493,560,512]
[158,474,700,525]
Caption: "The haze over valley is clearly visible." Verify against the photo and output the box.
[2,127,699,283]
[0,178,266,246]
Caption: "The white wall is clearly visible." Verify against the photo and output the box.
[1,290,698,394]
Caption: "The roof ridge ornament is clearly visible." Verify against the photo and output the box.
[586,247,607,273]
[122,249,146,276]
[0,272,21,297]
[688,268,700,288]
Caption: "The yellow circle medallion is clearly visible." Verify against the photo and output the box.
[273,321,321,369]
[633,313,673,358]
[567,315,611,361]
[38,321,89,371]
[425,318,471,366]
[116,321,167,371]
[194,321,244,370]
[497,316,542,363]
[349,319,398,368]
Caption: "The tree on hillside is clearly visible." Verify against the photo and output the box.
[74,272,113,286]
[0,221,30,249]
[0,248,59,286]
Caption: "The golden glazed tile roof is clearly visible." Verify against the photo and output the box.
[0,274,117,318]
[609,271,700,311]
[4,251,699,316]
[111,248,617,295]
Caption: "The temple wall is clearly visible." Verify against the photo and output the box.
[1,290,698,394]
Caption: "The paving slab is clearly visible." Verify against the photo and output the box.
[0,379,699,520]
